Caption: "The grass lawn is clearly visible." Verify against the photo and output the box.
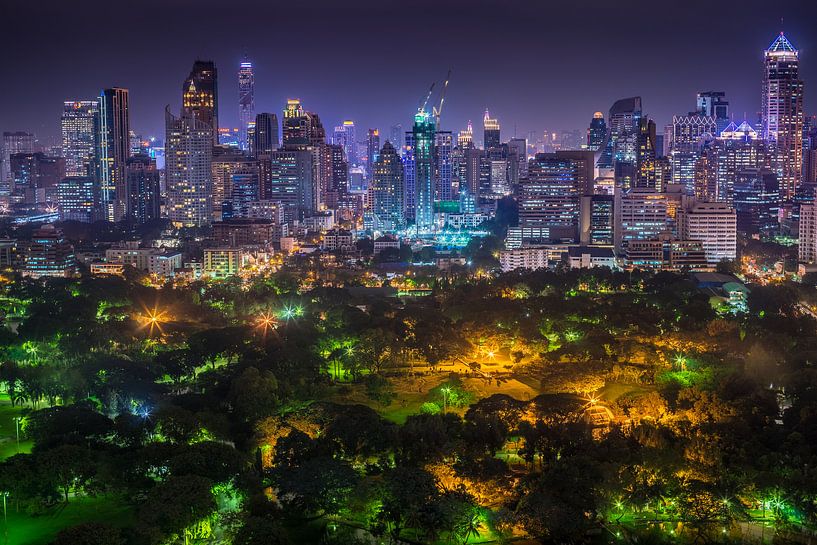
[0,394,32,460]
[4,495,134,545]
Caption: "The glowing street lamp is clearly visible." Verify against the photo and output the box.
[441,386,451,413]
[256,312,277,335]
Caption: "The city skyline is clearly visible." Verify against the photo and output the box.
[2,0,816,145]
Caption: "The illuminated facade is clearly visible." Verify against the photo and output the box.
[97,88,130,221]
[483,110,500,149]
[413,110,436,231]
[182,60,219,142]
[165,108,214,227]
[61,101,98,178]
[587,112,606,151]
[238,60,255,150]
[369,141,404,231]
[125,154,160,224]
[762,33,803,200]
[252,112,279,156]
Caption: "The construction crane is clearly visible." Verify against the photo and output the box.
[432,69,451,129]
[418,82,435,114]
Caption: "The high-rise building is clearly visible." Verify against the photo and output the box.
[10,152,65,206]
[483,110,500,149]
[23,225,76,278]
[403,132,416,222]
[125,154,160,224]
[183,60,219,142]
[262,149,314,221]
[670,113,717,194]
[635,118,657,189]
[599,97,642,170]
[56,177,97,223]
[238,59,254,151]
[434,131,453,201]
[587,112,606,151]
[520,151,594,242]
[800,203,817,264]
[614,189,668,252]
[1,132,35,195]
[366,128,380,180]
[678,200,737,264]
[733,168,779,235]
[211,146,259,221]
[97,88,130,221]
[369,141,404,231]
[762,33,804,201]
[580,194,614,245]
[61,101,98,178]
[458,121,474,148]
[696,92,730,132]
[252,112,279,156]
[166,108,214,227]
[413,110,436,231]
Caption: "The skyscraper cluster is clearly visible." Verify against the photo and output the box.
[0,32,813,274]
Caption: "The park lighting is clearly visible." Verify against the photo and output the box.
[140,305,168,335]
[441,386,451,413]
[256,312,277,334]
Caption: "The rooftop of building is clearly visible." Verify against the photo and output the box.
[567,246,615,258]
[767,32,797,54]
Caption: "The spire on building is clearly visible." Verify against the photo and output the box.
[767,32,796,54]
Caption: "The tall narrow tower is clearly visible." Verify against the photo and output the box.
[762,32,804,200]
[413,109,436,232]
[238,59,255,151]
[97,88,130,221]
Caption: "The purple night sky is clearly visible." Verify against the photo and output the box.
[1,0,816,145]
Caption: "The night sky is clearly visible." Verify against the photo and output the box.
[2,0,816,146]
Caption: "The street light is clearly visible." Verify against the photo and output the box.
[13,418,21,453]
[2,490,8,545]
[441,387,451,413]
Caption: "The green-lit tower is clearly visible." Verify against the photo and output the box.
[413,109,436,232]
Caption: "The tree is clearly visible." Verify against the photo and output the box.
[39,444,95,502]
[51,523,125,545]
[137,475,217,545]
[25,404,114,449]
[233,517,291,545]
[271,456,359,515]
[228,367,280,423]
[168,441,245,483]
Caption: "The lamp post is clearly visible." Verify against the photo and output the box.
[441,387,451,413]
[2,490,8,545]
[13,418,20,453]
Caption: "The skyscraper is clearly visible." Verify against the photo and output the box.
[696,91,730,132]
[238,59,254,151]
[458,121,474,148]
[635,118,657,189]
[1,132,35,194]
[587,112,606,151]
[370,141,404,230]
[61,101,98,178]
[483,110,500,149]
[166,108,214,227]
[434,131,453,201]
[96,88,130,221]
[366,128,380,180]
[413,110,436,231]
[252,113,279,157]
[183,60,219,143]
[125,154,160,224]
[762,33,804,200]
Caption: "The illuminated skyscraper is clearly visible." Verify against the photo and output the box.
[762,32,804,200]
[370,141,404,230]
[458,121,474,148]
[333,120,358,165]
[587,112,606,151]
[61,101,98,177]
[434,131,453,201]
[483,110,500,149]
[696,91,730,132]
[413,110,436,231]
[166,108,214,227]
[366,128,380,179]
[238,59,254,150]
[97,88,130,221]
[182,60,219,142]
[635,118,657,189]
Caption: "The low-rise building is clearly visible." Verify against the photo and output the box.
[203,248,242,278]
[322,229,355,252]
[23,225,77,278]
[105,242,182,277]
[567,246,617,269]
[624,235,710,271]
